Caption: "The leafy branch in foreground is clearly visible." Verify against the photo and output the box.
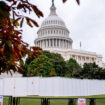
[0,0,43,74]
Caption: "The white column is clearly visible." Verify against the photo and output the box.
[62,40,63,48]
[60,40,63,48]
[65,40,66,49]
[59,39,60,48]
[44,40,46,48]
[52,39,54,47]
[54,39,55,47]
[55,39,56,47]
[64,40,65,49]
[51,39,52,47]
[46,39,48,47]
[50,39,52,47]
[69,42,70,49]
[39,41,40,47]
[38,41,39,47]
[48,39,49,47]
[41,41,42,48]
[41,40,42,48]
[49,39,50,47]
[62,40,64,48]
[67,41,68,49]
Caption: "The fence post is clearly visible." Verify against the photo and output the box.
[8,96,12,105]
[41,98,44,105]
[48,99,50,105]
[16,97,20,105]
[68,99,74,105]
[89,98,96,105]
[46,98,49,105]
[13,97,16,105]
[41,98,46,105]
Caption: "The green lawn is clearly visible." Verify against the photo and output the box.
[3,95,105,105]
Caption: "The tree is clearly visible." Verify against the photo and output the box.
[27,55,53,77]
[43,50,67,76]
[80,63,105,79]
[49,68,56,77]
[66,58,81,77]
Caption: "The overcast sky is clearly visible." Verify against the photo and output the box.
[22,0,105,61]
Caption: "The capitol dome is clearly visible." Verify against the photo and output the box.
[34,2,73,50]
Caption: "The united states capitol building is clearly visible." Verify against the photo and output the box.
[34,2,105,68]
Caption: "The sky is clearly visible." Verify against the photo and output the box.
[22,0,105,61]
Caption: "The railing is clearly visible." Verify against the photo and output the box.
[1,96,105,105]
[0,95,12,105]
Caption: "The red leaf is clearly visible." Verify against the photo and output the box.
[7,0,13,2]
[25,17,39,27]
[25,17,33,27]
[62,0,67,3]
[32,5,43,18]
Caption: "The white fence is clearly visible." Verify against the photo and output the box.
[0,77,105,96]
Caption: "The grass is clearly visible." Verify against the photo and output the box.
[3,94,105,105]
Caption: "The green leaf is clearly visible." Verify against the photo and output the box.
[13,17,21,26]
[6,51,11,60]
[7,41,11,46]
[19,59,24,65]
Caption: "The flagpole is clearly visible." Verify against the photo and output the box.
[80,41,81,50]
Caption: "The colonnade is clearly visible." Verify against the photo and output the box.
[65,54,95,66]
[35,38,72,49]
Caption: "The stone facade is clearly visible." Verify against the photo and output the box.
[34,3,105,68]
